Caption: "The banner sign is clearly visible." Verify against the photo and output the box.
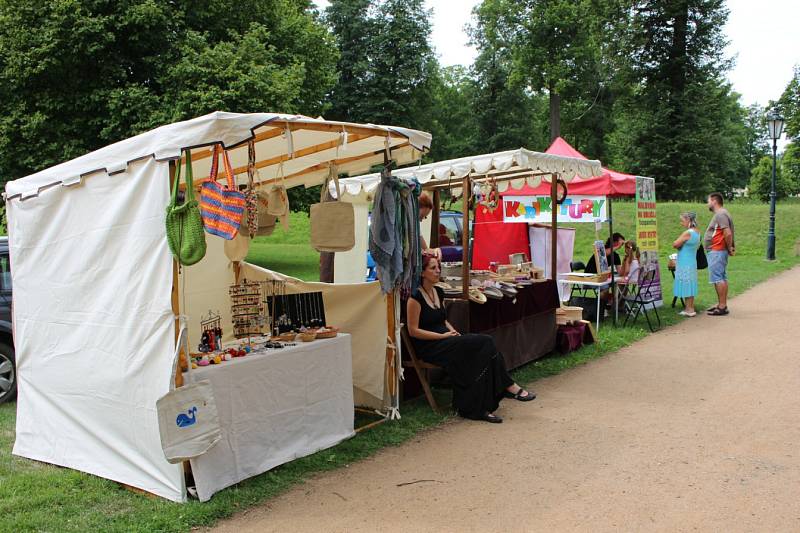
[635,176,663,304]
[502,195,607,224]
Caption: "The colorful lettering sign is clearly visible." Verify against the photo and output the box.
[502,195,607,224]
[635,176,662,304]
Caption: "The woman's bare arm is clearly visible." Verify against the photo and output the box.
[672,231,690,249]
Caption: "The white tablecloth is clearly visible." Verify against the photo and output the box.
[188,334,355,501]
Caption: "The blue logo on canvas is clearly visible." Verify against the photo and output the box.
[176,406,198,428]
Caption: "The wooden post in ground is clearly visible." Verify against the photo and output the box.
[550,173,558,280]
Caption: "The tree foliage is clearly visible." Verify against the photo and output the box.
[606,0,749,199]
[0,0,337,184]
[748,153,798,201]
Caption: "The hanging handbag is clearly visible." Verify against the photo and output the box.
[255,190,278,236]
[157,326,221,463]
[696,243,708,270]
[200,144,246,240]
[224,211,251,262]
[244,139,259,238]
[165,150,207,266]
[310,166,355,252]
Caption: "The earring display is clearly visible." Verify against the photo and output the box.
[263,291,327,334]
[229,279,264,339]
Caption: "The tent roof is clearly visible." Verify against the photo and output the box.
[503,137,636,197]
[5,111,432,202]
[334,147,602,199]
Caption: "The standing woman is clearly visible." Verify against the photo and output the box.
[672,212,700,316]
[406,255,535,423]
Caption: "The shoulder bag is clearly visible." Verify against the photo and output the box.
[310,167,355,252]
[200,144,246,240]
[165,150,207,266]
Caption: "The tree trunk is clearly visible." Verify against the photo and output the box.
[549,90,561,141]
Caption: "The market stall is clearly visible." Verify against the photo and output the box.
[333,148,602,375]
[503,137,642,329]
[5,111,431,502]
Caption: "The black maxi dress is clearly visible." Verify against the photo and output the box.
[409,286,514,419]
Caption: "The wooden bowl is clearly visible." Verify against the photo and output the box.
[298,331,317,342]
[314,327,339,339]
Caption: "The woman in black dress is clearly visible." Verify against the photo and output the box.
[406,256,535,423]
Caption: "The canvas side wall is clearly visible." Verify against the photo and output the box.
[8,157,186,502]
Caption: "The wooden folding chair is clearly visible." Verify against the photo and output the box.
[400,325,442,413]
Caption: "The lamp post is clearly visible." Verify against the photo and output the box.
[766,108,784,261]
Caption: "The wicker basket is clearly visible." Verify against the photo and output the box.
[274,332,296,342]
[314,327,338,339]
[298,331,317,342]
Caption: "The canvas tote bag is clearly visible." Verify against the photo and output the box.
[224,211,251,262]
[157,327,221,463]
[310,167,355,252]
[165,150,207,266]
[200,144,246,240]
[255,190,278,236]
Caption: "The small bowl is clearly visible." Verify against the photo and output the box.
[298,331,317,342]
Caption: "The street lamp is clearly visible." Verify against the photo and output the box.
[766,107,784,261]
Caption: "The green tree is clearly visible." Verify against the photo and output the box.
[468,1,548,154]
[743,103,770,171]
[779,65,800,141]
[607,0,747,199]
[425,65,481,161]
[0,0,338,185]
[325,0,437,133]
[748,154,798,201]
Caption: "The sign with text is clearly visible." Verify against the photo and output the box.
[635,176,663,304]
[502,195,607,224]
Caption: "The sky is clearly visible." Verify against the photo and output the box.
[314,0,799,110]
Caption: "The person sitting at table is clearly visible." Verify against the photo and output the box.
[618,240,641,283]
[418,192,441,259]
[406,255,536,424]
[584,233,625,274]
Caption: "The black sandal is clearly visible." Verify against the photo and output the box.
[707,306,729,316]
[481,412,503,423]
[504,388,536,401]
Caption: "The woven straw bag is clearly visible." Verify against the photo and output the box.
[165,150,207,266]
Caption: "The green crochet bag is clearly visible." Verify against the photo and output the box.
[166,150,207,266]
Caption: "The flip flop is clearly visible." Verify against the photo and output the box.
[504,388,536,401]
[678,310,697,317]
[707,307,729,316]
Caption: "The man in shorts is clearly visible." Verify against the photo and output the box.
[704,192,735,315]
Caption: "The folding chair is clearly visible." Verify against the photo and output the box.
[400,325,442,413]
[622,267,661,332]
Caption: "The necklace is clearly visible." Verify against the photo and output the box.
[423,284,439,308]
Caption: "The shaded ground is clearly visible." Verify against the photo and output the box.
[211,267,800,533]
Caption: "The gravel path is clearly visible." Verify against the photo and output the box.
[211,267,800,532]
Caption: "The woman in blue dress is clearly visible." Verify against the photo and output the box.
[672,212,700,316]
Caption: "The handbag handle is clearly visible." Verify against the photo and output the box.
[321,164,341,202]
[170,150,195,206]
[208,144,237,191]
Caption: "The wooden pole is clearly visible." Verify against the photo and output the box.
[608,198,616,325]
[461,176,470,301]
[550,173,558,280]
[168,160,184,389]
[386,291,397,400]
[430,189,441,248]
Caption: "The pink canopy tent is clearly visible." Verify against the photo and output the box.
[503,137,635,198]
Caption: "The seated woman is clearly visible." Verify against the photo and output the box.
[619,240,641,284]
[406,255,535,424]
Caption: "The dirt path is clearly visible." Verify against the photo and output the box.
[211,267,800,533]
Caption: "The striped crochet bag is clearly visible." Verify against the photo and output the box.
[200,145,246,240]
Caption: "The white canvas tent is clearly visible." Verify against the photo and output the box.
[5,111,431,502]
[331,148,603,284]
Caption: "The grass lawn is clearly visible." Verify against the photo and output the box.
[2,201,799,532]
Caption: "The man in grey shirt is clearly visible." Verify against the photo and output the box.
[704,192,735,315]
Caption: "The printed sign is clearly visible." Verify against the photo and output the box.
[503,195,607,224]
[635,176,662,304]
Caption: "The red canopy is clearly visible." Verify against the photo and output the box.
[503,137,636,198]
